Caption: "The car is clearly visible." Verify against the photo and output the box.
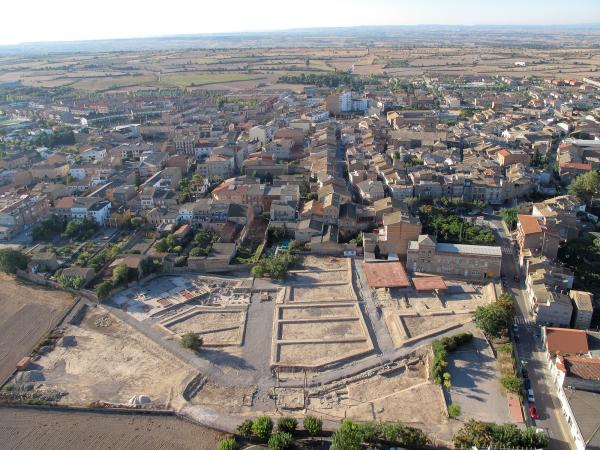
[513,323,519,333]
[524,379,531,390]
[527,389,535,403]
[529,406,540,420]
[514,335,520,343]
[521,368,529,379]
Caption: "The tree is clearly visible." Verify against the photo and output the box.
[330,419,362,450]
[112,264,129,285]
[277,417,297,434]
[252,416,273,441]
[473,301,513,339]
[500,207,518,231]
[154,239,169,253]
[0,248,28,274]
[180,332,202,350]
[303,415,322,437]
[95,281,113,300]
[568,170,600,206]
[267,432,293,450]
[216,439,239,450]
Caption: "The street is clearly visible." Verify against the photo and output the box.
[484,212,573,450]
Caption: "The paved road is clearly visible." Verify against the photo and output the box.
[484,213,573,450]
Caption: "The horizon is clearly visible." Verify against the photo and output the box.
[2,0,600,46]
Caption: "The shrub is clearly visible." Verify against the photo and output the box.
[303,415,322,437]
[216,439,239,450]
[267,431,293,450]
[277,416,298,434]
[501,375,523,394]
[95,281,113,300]
[237,419,253,438]
[448,403,461,418]
[331,419,362,450]
[252,416,273,441]
[180,332,202,350]
[431,333,472,385]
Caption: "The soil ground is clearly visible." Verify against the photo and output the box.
[0,275,74,385]
[0,406,228,450]
[32,306,194,407]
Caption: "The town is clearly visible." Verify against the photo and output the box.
[2,23,600,450]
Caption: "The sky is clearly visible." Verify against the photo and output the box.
[2,0,600,46]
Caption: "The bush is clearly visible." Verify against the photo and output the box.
[303,415,322,437]
[216,439,239,450]
[180,332,202,350]
[252,416,273,441]
[277,416,297,434]
[501,375,523,394]
[95,281,113,300]
[448,403,461,418]
[331,419,362,450]
[453,420,549,448]
[431,333,473,385]
[237,419,253,438]
[267,431,293,450]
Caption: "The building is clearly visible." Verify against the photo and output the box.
[406,235,502,279]
[548,354,600,450]
[363,211,422,260]
[571,290,594,330]
[54,196,111,225]
[0,192,50,240]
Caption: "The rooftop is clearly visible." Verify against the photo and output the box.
[546,327,589,355]
[364,262,410,289]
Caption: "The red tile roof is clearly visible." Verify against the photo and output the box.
[561,356,600,380]
[560,162,593,171]
[412,276,447,291]
[546,327,589,355]
[364,262,410,288]
[518,214,543,235]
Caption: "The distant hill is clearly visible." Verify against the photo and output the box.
[2,24,600,55]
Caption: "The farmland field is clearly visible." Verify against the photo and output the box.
[0,274,74,385]
[0,407,228,450]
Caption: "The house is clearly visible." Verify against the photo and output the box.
[517,214,560,261]
[187,243,237,272]
[571,290,594,330]
[295,217,323,244]
[356,180,385,204]
[526,283,573,327]
[548,355,600,450]
[497,149,530,167]
[53,196,111,225]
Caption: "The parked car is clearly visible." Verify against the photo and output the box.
[521,368,529,379]
[514,335,520,343]
[513,323,519,333]
[529,406,540,420]
[524,379,531,390]
[527,389,535,403]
